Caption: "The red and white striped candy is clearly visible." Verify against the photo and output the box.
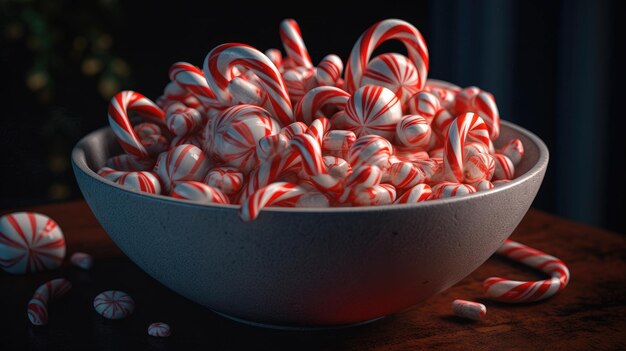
[415,158,441,182]
[170,133,203,149]
[108,91,166,159]
[499,138,524,166]
[484,240,570,303]
[344,85,403,139]
[240,182,306,221]
[204,167,244,195]
[306,117,331,146]
[290,134,343,194]
[281,122,308,139]
[322,130,357,159]
[166,103,203,136]
[140,134,170,157]
[338,165,382,204]
[361,53,420,106]
[106,154,155,172]
[204,43,294,126]
[0,212,65,274]
[239,150,301,201]
[471,179,495,191]
[347,134,394,169]
[93,290,135,320]
[315,54,343,86]
[464,153,496,183]
[345,19,428,94]
[294,86,350,125]
[148,322,172,337]
[27,278,72,325]
[442,113,491,183]
[430,182,476,199]
[406,91,441,123]
[228,75,266,106]
[323,156,352,179]
[283,68,314,105]
[295,191,331,208]
[116,171,162,195]
[387,161,425,189]
[454,87,500,140]
[451,300,486,321]
[257,133,290,163]
[394,183,432,203]
[392,146,429,164]
[265,48,283,69]
[351,184,396,206]
[493,153,515,180]
[279,19,313,69]
[207,105,280,172]
[70,252,94,270]
[424,79,460,109]
[97,167,126,182]
[395,114,432,149]
[171,181,230,204]
[431,109,455,141]
[134,122,162,139]
[169,62,220,107]
[155,144,211,192]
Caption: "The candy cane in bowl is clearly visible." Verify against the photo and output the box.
[171,181,230,204]
[344,19,428,94]
[279,19,313,69]
[108,91,166,159]
[343,85,403,139]
[441,112,491,183]
[294,86,351,125]
[454,87,500,140]
[204,43,293,126]
[395,114,432,150]
[360,53,421,107]
[154,144,211,193]
[27,278,72,325]
[240,182,307,221]
[315,54,344,87]
[169,62,220,108]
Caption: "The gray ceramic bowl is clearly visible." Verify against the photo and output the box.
[72,120,548,329]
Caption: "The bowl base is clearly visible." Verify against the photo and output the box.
[211,310,385,331]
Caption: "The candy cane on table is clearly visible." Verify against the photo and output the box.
[484,240,570,303]
[204,43,294,126]
[343,85,403,139]
[279,19,313,69]
[394,183,432,204]
[315,54,343,86]
[27,278,72,325]
[360,53,421,106]
[169,62,221,108]
[344,19,429,94]
[441,112,491,183]
[239,182,307,221]
[294,86,351,125]
[290,133,344,194]
[171,181,230,204]
[108,91,166,159]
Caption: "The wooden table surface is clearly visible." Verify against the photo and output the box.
[1,200,625,350]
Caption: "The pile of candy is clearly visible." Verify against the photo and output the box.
[98,18,525,221]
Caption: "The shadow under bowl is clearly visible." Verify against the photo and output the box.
[71,120,548,329]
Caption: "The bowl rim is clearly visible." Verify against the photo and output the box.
[71,120,549,214]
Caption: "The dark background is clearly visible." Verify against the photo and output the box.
[1,0,624,233]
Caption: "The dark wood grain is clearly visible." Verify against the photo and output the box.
[1,201,625,350]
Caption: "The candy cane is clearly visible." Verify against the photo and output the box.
[279,19,313,69]
[387,161,425,189]
[322,130,356,159]
[290,133,343,193]
[238,149,301,201]
[406,91,441,123]
[345,19,428,93]
[265,48,283,69]
[442,112,491,183]
[204,43,294,126]
[306,117,331,146]
[294,86,351,125]
[169,62,220,107]
[281,121,308,139]
[454,87,500,140]
[493,153,515,180]
[27,278,72,325]
[343,85,403,139]
[394,183,432,203]
[347,134,394,169]
[108,91,166,159]
[171,181,230,204]
[240,182,307,221]
[484,240,570,303]
[464,153,495,183]
[499,138,524,166]
[166,102,203,136]
[204,167,244,195]
[424,79,461,109]
[430,182,476,199]
[315,54,344,86]
[360,53,421,106]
